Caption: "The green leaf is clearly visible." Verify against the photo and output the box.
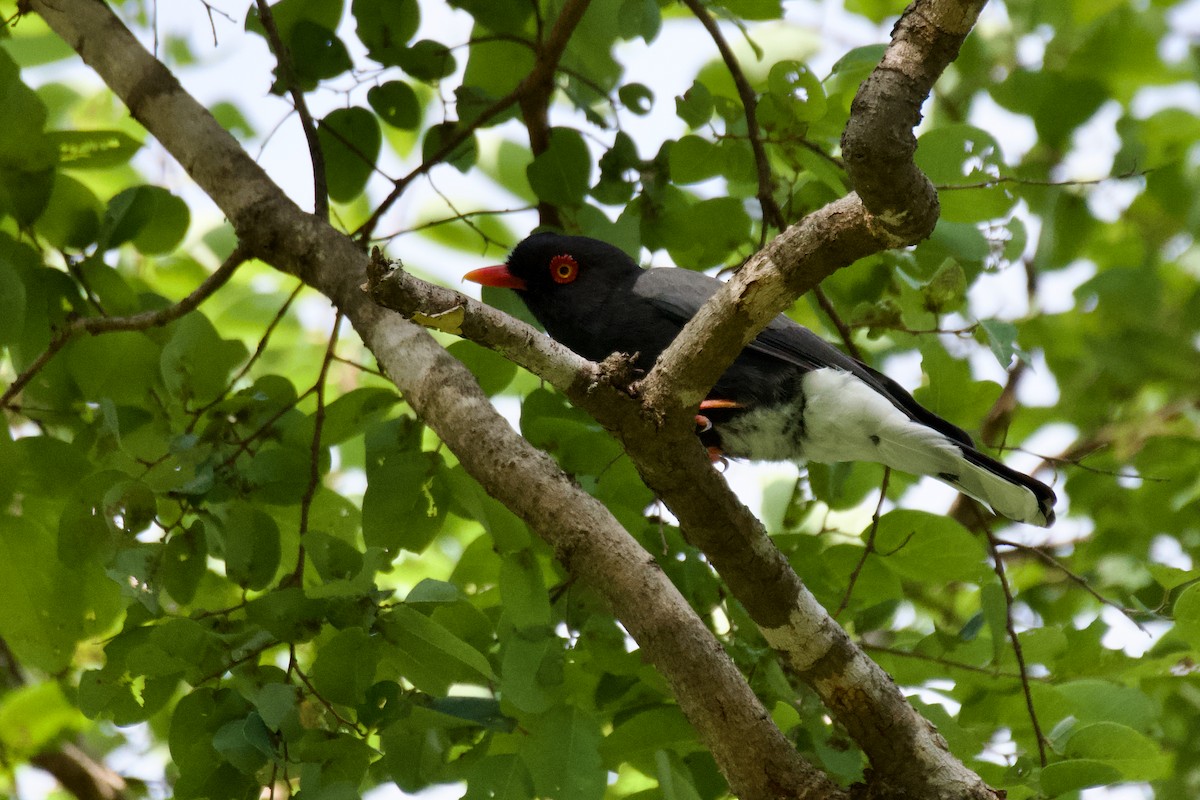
[304,530,364,582]
[380,603,496,692]
[921,259,967,313]
[100,185,190,253]
[766,60,826,123]
[447,340,517,396]
[916,125,1014,223]
[600,706,698,765]
[34,173,101,249]
[67,330,162,404]
[318,106,381,202]
[245,0,343,42]
[0,516,120,673]
[246,444,313,504]
[449,0,534,34]
[979,318,1020,368]
[255,683,300,733]
[527,127,592,207]
[1056,680,1159,731]
[500,627,560,714]
[463,754,534,800]
[520,705,605,800]
[0,257,27,344]
[216,502,281,590]
[429,696,513,731]
[872,511,987,584]
[663,196,752,269]
[618,0,662,43]
[675,80,713,128]
[161,523,208,605]
[352,0,419,66]
[212,713,273,773]
[311,627,380,706]
[1173,582,1200,648]
[283,22,352,90]
[169,687,257,798]
[716,0,783,19]
[0,683,87,758]
[669,136,721,185]
[1061,721,1171,781]
[1040,759,1123,796]
[161,313,249,403]
[368,81,422,129]
[47,129,142,169]
[315,386,399,445]
[618,83,654,115]
[422,121,478,173]
[362,451,449,554]
[656,749,705,800]
[246,587,326,642]
[397,39,457,81]
[500,550,552,629]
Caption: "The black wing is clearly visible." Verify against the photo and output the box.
[634,268,975,448]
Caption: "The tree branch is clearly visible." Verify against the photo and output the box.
[357,0,593,240]
[2,246,247,410]
[26,3,837,797]
[681,0,785,232]
[253,0,327,220]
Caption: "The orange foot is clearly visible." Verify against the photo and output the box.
[707,446,728,467]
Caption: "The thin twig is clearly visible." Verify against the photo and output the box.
[835,468,890,618]
[2,247,247,410]
[426,178,508,250]
[992,538,1150,629]
[357,0,593,241]
[216,387,311,469]
[291,311,343,585]
[937,168,1149,192]
[813,285,863,361]
[186,281,305,434]
[290,650,365,733]
[985,530,1048,766]
[331,353,386,378]
[377,205,535,243]
[681,0,783,233]
[254,0,328,219]
[862,643,1051,682]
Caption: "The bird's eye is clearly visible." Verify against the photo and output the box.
[549,254,579,284]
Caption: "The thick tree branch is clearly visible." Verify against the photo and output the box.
[642,0,985,418]
[26,3,837,797]
[373,0,1001,793]
[30,743,130,800]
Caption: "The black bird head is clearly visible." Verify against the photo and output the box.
[464,233,641,330]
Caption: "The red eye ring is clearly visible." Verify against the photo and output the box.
[550,254,579,284]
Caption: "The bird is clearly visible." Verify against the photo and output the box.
[464,232,1056,527]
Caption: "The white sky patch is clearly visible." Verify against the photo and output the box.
[1037,259,1097,315]
[1150,534,1193,570]
[1055,101,1122,183]
[970,93,1038,164]
[1100,607,1168,658]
